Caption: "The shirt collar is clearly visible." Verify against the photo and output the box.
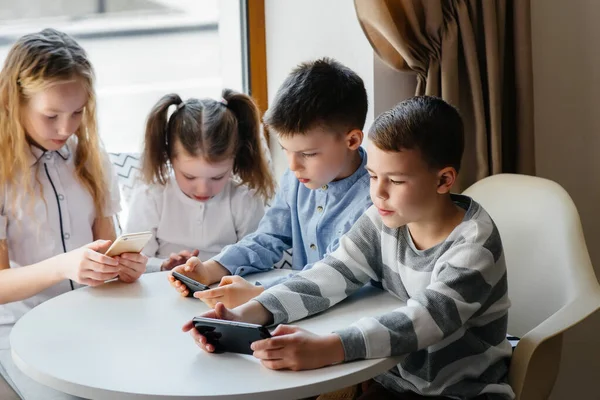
[29,142,72,166]
[322,146,368,193]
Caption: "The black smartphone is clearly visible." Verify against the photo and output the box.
[172,271,210,297]
[192,317,272,355]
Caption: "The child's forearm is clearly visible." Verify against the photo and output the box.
[234,299,274,326]
[203,260,231,284]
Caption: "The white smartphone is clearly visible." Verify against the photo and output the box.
[104,231,153,257]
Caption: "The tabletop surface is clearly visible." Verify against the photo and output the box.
[11,270,403,400]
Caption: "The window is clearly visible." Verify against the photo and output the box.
[0,0,251,153]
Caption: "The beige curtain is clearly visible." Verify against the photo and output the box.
[355,0,534,190]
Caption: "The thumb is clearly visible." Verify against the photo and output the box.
[214,302,237,321]
[184,257,200,272]
[271,324,299,337]
[86,240,112,253]
[192,249,200,257]
[218,276,234,287]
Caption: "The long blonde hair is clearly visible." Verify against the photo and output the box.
[0,28,107,218]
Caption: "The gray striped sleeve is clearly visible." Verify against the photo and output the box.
[253,210,381,325]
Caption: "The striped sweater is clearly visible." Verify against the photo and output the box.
[254,195,514,399]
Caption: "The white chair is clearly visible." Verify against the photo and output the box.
[463,174,600,399]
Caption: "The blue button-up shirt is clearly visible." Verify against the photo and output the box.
[212,147,372,287]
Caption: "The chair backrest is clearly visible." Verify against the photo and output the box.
[463,174,596,337]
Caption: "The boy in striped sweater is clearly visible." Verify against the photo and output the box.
[184,97,514,400]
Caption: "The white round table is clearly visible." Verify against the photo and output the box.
[11,270,403,399]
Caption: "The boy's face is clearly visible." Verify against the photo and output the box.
[366,143,444,229]
[278,127,358,190]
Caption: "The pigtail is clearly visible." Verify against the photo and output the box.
[222,89,275,201]
[141,93,183,185]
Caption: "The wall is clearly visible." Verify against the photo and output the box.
[531,0,600,398]
[264,0,376,179]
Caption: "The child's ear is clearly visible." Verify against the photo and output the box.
[344,129,364,150]
[436,167,457,194]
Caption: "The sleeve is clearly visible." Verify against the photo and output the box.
[211,170,294,276]
[125,184,163,272]
[255,208,507,362]
[100,149,122,217]
[333,239,506,361]
[253,209,381,324]
[230,184,265,241]
[260,187,371,290]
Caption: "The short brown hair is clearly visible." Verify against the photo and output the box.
[263,58,368,136]
[141,89,275,201]
[369,96,464,172]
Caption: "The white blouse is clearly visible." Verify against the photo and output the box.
[0,139,121,349]
[125,176,264,271]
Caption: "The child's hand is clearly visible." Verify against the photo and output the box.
[115,252,148,283]
[59,240,120,286]
[168,257,209,296]
[182,303,245,353]
[160,249,200,271]
[193,275,265,308]
[250,325,345,371]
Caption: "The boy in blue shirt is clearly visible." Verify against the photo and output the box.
[169,58,372,308]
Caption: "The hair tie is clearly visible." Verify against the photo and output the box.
[219,98,228,107]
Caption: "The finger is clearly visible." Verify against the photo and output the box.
[217,276,235,287]
[116,257,145,273]
[251,337,286,352]
[119,253,148,265]
[193,287,225,299]
[271,324,301,337]
[192,249,200,257]
[85,249,119,266]
[184,257,200,272]
[178,250,192,258]
[86,260,120,274]
[182,320,195,332]
[189,330,214,353]
[253,348,285,361]
[85,240,112,253]
[260,359,289,370]
[82,268,120,282]
[214,302,237,321]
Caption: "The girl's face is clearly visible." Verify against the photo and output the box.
[171,140,234,202]
[22,80,87,151]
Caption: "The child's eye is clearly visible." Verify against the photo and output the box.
[183,175,195,181]
[46,115,58,120]
[302,153,317,158]
[211,175,226,181]
[390,179,405,185]
[369,175,377,180]
[72,110,83,116]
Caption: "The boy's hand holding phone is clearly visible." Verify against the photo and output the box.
[182,302,345,371]
[193,275,265,309]
[160,249,200,271]
[168,257,229,296]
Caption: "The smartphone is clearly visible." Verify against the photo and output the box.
[172,271,210,297]
[192,317,271,355]
[104,231,153,257]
